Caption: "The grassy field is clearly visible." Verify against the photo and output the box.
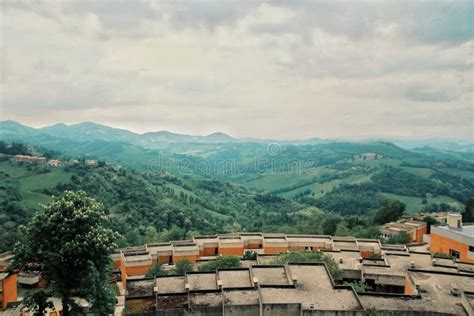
[382,192,461,214]
[242,167,335,192]
[278,173,372,199]
[0,161,73,210]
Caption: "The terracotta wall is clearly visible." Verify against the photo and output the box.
[201,247,218,256]
[219,247,244,256]
[157,255,172,264]
[117,259,127,289]
[360,250,374,259]
[288,245,305,251]
[430,233,474,263]
[125,264,151,276]
[415,226,427,243]
[264,246,288,254]
[1,274,17,310]
[173,255,199,264]
[246,242,262,249]
[404,275,415,295]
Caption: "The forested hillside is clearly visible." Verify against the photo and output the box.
[1,122,473,252]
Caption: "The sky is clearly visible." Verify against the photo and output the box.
[1,0,473,140]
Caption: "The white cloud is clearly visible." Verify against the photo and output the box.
[1,0,472,140]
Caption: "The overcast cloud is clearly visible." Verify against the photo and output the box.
[1,0,473,140]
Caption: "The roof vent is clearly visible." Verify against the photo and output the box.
[451,287,461,297]
[309,304,314,310]
[253,277,259,286]
[293,278,298,287]
[339,258,344,264]
[410,261,415,268]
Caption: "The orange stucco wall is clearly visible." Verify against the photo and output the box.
[430,233,474,263]
[125,264,151,276]
[360,250,374,259]
[173,255,199,264]
[246,242,262,249]
[201,247,218,256]
[404,275,415,295]
[288,246,305,251]
[219,247,244,256]
[415,226,427,243]
[157,256,172,264]
[2,274,17,310]
[264,246,288,254]
[117,259,127,288]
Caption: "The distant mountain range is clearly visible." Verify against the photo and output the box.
[1,120,472,152]
[0,120,239,147]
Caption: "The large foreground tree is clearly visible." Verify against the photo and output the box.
[13,191,118,315]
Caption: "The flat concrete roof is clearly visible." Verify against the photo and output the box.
[434,223,474,239]
[187,273,217,291]
[218,269,252,288]
[224,289,260,305]
[155,276,186,294]
[252,266,290,286]
[260,264,362,311]
[127,279,155,296]
[189,292,222,308]
[324,251,362,270]
[409,271,474,314]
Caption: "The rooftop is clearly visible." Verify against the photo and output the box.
[434,223,474,239]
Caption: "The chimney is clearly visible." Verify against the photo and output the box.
[410,261,415,268]
[292,278,298,287]
[253,277,259,287]
[447,213,462,229]
[339,258,344,264]
[217,280,223,290]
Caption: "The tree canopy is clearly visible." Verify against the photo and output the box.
[373,199,406,224]
[13,191,119,315]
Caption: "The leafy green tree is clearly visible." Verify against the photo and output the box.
[22,289,55,316]
[13,191,118,315]
[243,250,257,260]
[462,198,474,222]
[386,231,410,245]
[271,250,342,280]
[422,216,439,234]
[198,256,242,271]
[335,222,350,237]
[146,263,167,277]
[373,199,405,224]
[174,258,193,274]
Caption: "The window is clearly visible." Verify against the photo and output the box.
[450,249,460,259]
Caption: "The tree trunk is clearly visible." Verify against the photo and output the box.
[62,296,70,316]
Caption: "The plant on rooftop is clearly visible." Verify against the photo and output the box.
[12,190,119,316]
[174,258,193,275]
[385,231,410,245]
[146,263,168,277]
[243,250,257,260]
[342,281,366,293]
[198,256,242,271]
[271,250,343,280]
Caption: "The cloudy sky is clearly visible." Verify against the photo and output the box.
[1,0,473,140]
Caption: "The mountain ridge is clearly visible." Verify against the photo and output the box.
[1,120,472,149]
